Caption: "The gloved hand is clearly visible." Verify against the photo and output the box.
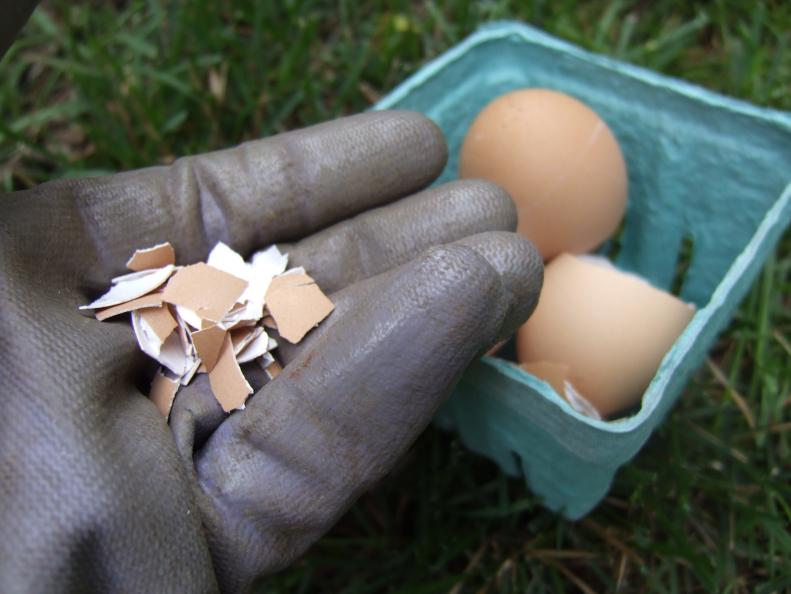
[0,111,542,593]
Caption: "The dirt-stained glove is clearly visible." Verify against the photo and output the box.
[0,111,542,593]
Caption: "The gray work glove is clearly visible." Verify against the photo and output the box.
[0,111,542,593]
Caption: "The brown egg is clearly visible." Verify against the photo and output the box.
[459,89,628,260]
[515,254,695,418]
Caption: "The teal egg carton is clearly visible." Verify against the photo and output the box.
[374,22,791,519]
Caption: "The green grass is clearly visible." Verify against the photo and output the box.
[2,1,789,592]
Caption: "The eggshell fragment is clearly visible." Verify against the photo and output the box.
[459,88,627,260]
[516,254,695,417]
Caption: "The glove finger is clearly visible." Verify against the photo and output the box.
[37,110,446,283]
[192,232,542,590]
[280,179,516,293]
[276,230,542,365]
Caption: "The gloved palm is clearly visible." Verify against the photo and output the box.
[0,111,542,593]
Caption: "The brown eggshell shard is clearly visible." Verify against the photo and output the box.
[162,262,248,323]
[126,242,176,272]
[459,88,628,260]
[94,291,164,321]
[149,369,180,418]
[265,273,335,344]
[138,305,178,345]
[515,254,695,418]
[208,333,253,412]
[191,324,227,372]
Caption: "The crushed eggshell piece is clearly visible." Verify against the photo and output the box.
[251,245,289,278]
[244,245,289,320]
[208,333,253,412]
[175,316,194,356]
[208,242,290,325]
[162,262,247,323]
[157,333,193,376]
[80,264,175,310]
[85,241,332,417]
[180,358,202,386]
[231,326,262,356]
[207,242,251,282]
[126,242,176,272]
[150,369,180,418]
[265,273,334,344]
[265,360,283,380]
[133,310,191,375]
[111,267,174,285]
[236,328,271,364]
[175,305,203,330]
[218,301,251,330]
[191,324,226,372]
[131,310,157,358]
[138,306,178,345]
[563,381,602,420]
[94,291,163,321]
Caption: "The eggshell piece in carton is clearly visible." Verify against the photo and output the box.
[516,254,695,418]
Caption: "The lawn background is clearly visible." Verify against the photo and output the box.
[1,1,789,592]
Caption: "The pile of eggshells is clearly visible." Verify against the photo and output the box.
[460,89,695,420]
